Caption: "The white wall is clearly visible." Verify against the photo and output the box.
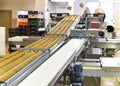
[45,0,57,27]
[55,7,67,13]
[35,0,45,17]
[113,2,120,28]
[0,27,5,57]
[0,0,35,15]
[47,1,56,13]
[45,0,69,27]
[0,0,35,27]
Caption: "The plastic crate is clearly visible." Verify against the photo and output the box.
[18,18,28,22]
[30,33,38,36]
[18,26,28,29]
[28,11,38,15]
[28,21,39,26]
[28,18,39,21]
[28,14,38,18]
[19,29,29,35]
[28,25,39,29]
[38,21,44,26]
[18,22,28,26]
[18,15,28,18]
[9,28,19,37]
[38,12,43,18]
[18,11,28,15]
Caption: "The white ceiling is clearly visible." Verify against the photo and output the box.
[55,2,68,8]
[51,0,98,8]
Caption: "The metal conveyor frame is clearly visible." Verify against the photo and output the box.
[18,39,86,86]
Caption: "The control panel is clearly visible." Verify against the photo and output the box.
[70,29,100,47]
[70,29,99,39]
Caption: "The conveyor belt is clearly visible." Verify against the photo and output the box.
[18,39,86,86]
[48,16,77,34]
[0,16,79,85]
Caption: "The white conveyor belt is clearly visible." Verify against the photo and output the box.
[18,39,86,86]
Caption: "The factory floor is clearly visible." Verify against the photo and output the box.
[4,29,120,86]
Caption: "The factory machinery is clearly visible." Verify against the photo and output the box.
[70,16,120,86]
[0,16,83,86]
[1,14,120,86]
[17,17,120,86]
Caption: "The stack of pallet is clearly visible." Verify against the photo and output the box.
[9,28,19,37]
[9,11,44,37]
[28,11,44,36]
[18,11,29,36]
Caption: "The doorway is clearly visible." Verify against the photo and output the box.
[0,10,12,42]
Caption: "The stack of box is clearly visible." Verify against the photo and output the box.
[28,11,44,36]
[9,28,19,37]
[9,11,44,37]
[18,11,29,36]
[18,11,28,28]
[0,27,5,57]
